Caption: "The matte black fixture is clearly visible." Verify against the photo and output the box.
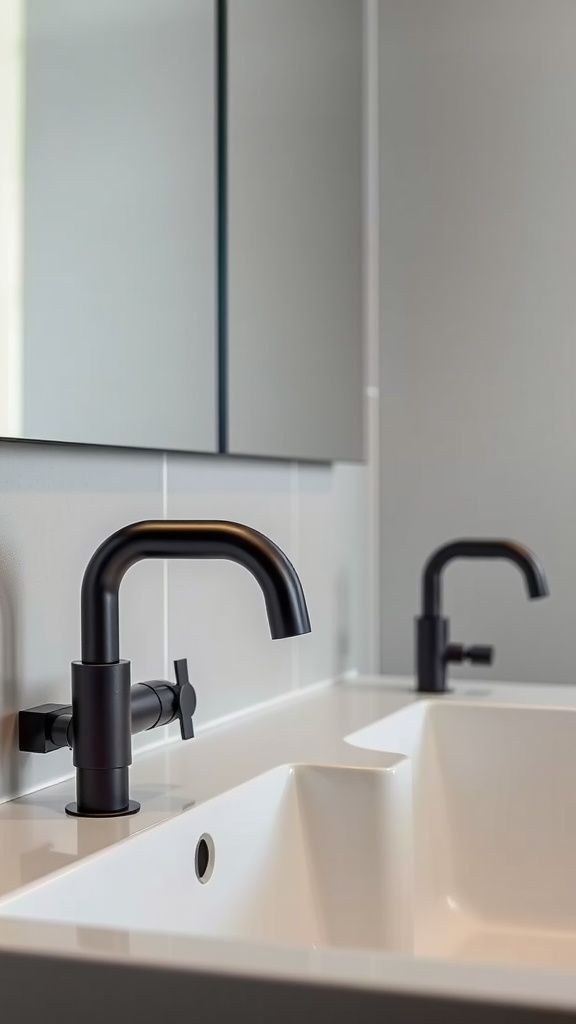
[416,538,549,694]
[19,520,311,817]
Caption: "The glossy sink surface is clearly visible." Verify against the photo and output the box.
[3,693,575,980]
[0,763,412,952]
[347,699,576,969]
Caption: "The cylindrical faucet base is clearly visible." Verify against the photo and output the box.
[415,616,449,693]
[66,766,140,817]
[70,659,136,816]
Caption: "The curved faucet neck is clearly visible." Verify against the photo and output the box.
[421,538,549,617]
[81,520,311,664]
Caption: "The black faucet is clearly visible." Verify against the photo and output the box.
[19,520,311,817]
[416,538,549,694]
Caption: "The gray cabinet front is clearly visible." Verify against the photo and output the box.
[226,0,365,462]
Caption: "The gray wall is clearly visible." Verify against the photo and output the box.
[379,0,576,684]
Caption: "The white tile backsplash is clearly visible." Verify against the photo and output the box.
[0,442,165,800]
[0,442,369,802]
[332,463,371,675]
[293,464,337,687]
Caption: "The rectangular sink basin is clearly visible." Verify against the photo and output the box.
[347,699,576,969]
[0,763,412,953]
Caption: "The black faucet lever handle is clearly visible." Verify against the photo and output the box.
[445,643,494,666]
[173,658,197,740]
[465,645,494,666]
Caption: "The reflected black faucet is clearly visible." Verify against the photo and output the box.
[416,539,549,694]
[19,520,311,817]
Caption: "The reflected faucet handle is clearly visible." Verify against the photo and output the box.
[173,658,197,741]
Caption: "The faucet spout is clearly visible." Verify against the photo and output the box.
[82,520,311,664]
[422,538,549,618]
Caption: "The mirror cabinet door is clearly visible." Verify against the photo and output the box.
[226,0,364,461]
[21,0,217,452]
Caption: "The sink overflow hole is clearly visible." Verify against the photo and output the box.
[195,833,215,884]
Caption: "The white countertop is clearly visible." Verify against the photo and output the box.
[2,675,576,1016]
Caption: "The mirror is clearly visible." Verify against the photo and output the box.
[1,0,365,462]
[226,0,364,461]
[2,0,218,453]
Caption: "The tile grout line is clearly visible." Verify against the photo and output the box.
[162,452,169,679]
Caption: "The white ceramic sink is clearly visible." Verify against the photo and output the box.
[347,699,576,969]
[0,763,412,952]
[4,698,574,973]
